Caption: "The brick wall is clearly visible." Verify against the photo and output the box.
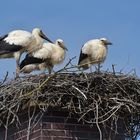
[0,110,125,140]
[12,122,101,140]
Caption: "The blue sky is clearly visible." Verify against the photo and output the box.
[0,0,140,139]
[0,0,140,79]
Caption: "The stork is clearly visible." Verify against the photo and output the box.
[78,38,112,71]
[19,39,67,74]
[0,28,53,77]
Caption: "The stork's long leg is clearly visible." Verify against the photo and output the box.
[97,63,102,73]
[98,63,100,73]
[47,63,53,75]
[48,66,53,74]
[14,52,22,78]
[15,58,20,78]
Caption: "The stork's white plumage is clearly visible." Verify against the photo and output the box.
[78,38,112,70]
[0,28,53,77]
[20,39,67,74]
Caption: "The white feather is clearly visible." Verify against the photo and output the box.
[4,30,35,46]
[0,28,49,77]
[33,40,66,64]
[79,38,112,69]
[33,42,53,59]
[20,39,67,74]
[82,39,107,62]
[20,64,38,73]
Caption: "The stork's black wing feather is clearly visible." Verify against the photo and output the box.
[0,44,22,54]
[78,48,88,65]
[20,54,45,69]
[0,34,22,54]
[0,34,8,41]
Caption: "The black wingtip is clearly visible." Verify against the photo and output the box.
[0,34,8,41]
[78,51,88,65]
[19,54,45,69]
[19,55,28,69]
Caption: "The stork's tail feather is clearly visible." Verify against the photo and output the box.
[78,62,90,70]
[78,65,89,69]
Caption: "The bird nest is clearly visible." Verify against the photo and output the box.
[0,64,140,138]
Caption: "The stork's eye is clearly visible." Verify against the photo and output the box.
[101,39,107,43]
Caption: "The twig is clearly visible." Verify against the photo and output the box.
[112,64,116,75]
[72,85,87,99]
[0,72,8,87]
[95,102,102,140]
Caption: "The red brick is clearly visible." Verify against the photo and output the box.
[30,130,41,139]
[78,139,89,140]
[17,136,27,140]
[32,137,41,140]
[42,122,52,129]
[31,124,41,132]
[53,137,75,140]
[52,123,76,130]
[52,123,65,129]
[6,111,125,140]
[33,136,52,140]
[65,130,72,137]
[42,130,65,137]
[41,136,52,140]
[14,129,27,139]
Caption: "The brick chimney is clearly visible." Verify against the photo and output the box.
[0,110,125,140]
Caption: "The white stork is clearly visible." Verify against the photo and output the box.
[0,28,53,77]
[19,39,67,74]
[78,38,112,71]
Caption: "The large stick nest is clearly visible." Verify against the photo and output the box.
[0,69,140,137]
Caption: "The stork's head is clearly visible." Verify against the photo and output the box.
[100,38,112,46]
[56,39,68,51]
[32,28,53,43]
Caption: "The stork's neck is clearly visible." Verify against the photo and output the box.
[32,30,43,46]
[27,32,44,53]
[32,32,44,46]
